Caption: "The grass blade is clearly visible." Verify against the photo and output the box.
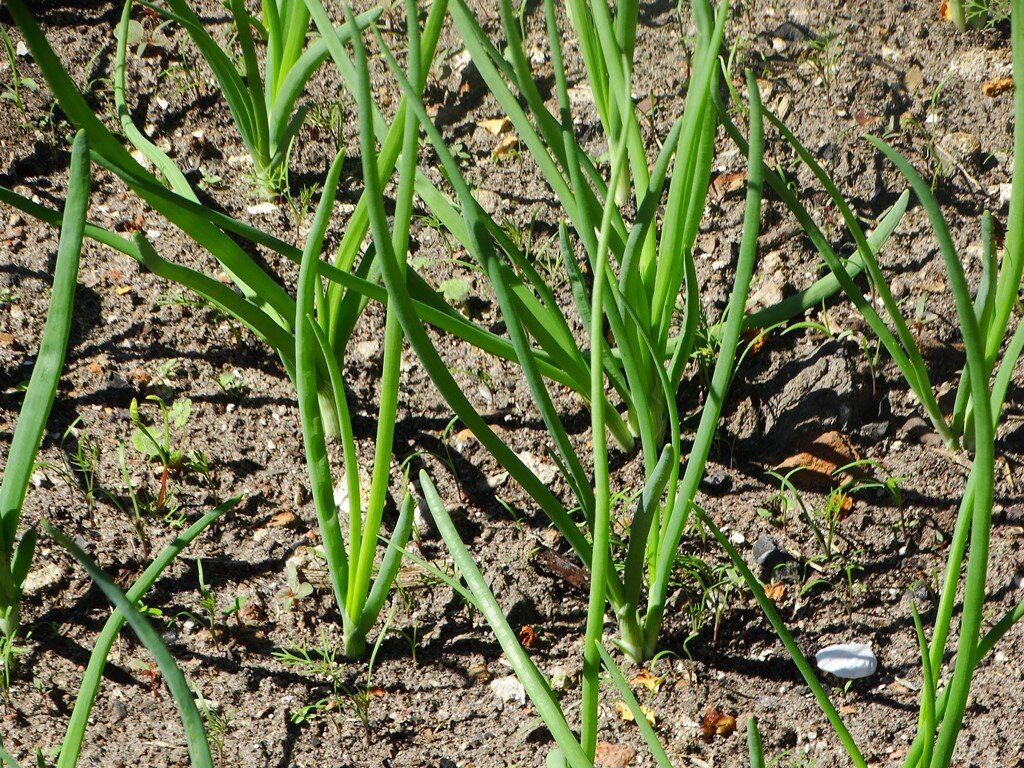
[43,522,214,768]
[56,498,238,768]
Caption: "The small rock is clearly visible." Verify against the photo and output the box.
[937,131,981,173]
[772,20,813,42]
[595,741,637,768]
[109,699,128,724]
[351,340,379,362]
[904,579,932,607]
[489,675,526,708]
[700,469,732,494]
[724,339,866,456]
[22,562,64,596]
[859,420,889,441]
[752,535,800,582]
[246,201,278,216]
[516,451,557,485]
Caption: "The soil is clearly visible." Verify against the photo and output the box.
[1,1,1023,767]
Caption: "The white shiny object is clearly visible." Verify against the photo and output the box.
[815,643,877,679]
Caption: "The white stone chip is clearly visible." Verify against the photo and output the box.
[815,642,877,679]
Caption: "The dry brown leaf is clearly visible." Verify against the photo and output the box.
[700,707,736,741]
[518,625,539,648]
[631,668,663,694]
[774,431,861,491]
[493,134,519,157]
[594,741,637,768]
[983,76,1014,97]
[478,116,512,135]
[615,700,656,726]
[268,511,297,527]
[739,326,766,356]
[764,582,786,602]
[711,170,746,199]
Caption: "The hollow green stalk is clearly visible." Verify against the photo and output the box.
[0,130,88,645]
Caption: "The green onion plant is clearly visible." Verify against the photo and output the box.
[416,470,674,768]
[362,0,909,662]
[1,0,456,658]
[699,2,1024,764]
[129,0,379,195]
[38,521,217,768]
[0,130,88,669]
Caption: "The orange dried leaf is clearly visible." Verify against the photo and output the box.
[631,668,663,694]
[983,76,1014,97]
[774,431,860,490]
[764,582,786,602]
[518,625,538,648]
[268,511,297,527]
[939,1,952,20]
[740,326,766,355]
[700,707,736,740]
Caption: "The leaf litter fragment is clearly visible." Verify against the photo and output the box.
[700,707,736,740]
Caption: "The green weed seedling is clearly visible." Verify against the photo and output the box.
[37,417,103,518]
[274,623,389,735]
[0,26,38,121]
[275,560,313,613]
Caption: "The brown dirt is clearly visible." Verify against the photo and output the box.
[1,1,1023,767]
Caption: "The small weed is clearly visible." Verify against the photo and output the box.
[213,369,250,398]
[275,560,313,613]
[0,26,38,121]
[274,622,390,738]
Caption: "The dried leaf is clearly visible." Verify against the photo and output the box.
[700,707,736,741]
[478,116,512,135]
[518,625,538,648]
[268,511,297,528]
[631,668,663,694]
[774,431,861,491]
[711,170,746,199]
[739,326,766,356]
[983,76,1014,97]
[764,582,785,602]
[493,134,519,157]
[939,1,952,21]
[615,700,656,726]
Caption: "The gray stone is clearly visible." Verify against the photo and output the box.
[725,339,866,457]
[752,535,800,582]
